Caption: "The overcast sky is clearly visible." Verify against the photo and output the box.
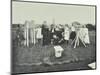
[12,1,96,25]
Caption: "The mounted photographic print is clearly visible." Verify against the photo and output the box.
[11,0,96,74]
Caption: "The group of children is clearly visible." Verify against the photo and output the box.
[35,21,90,47]
[15,21,90,48]
[35,23,69,46]
[13,21,91,59]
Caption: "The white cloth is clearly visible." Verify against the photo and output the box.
[54,46,64,57]
[64,27,70,40]
[78,28,90,44]
[35,28,43,39]
[83,28,90,44]
[78,28,85,41]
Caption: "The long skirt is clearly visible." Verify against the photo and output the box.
[42,35,51,46]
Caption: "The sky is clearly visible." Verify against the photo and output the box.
[12,1,96,25]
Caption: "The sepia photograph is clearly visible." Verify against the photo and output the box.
[11,0,96,74]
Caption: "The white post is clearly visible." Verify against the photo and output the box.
[29,21,31,44]
[31,20,36,45]
[24,21,27,46]
[26,21,29,47]
[74,32,78,48]
[33,27,36,45]
[30,20,34,44]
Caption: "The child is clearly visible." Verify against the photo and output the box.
[63,24,70,45]
[35,25,43,45]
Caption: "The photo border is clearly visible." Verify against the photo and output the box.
[11,0,97,74]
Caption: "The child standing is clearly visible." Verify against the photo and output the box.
[63,24,70,45]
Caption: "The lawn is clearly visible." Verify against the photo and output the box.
[12,31,96,74]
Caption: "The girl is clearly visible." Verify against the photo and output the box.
[36,25,43,45]
[63,24,70,45]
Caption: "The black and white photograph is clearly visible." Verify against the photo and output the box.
[11,0,96,74]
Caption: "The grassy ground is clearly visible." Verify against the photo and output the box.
[12,31,96,74]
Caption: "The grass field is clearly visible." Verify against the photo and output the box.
[12,31,96,74]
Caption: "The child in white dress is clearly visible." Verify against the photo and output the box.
[64,24,70,44]
[35,26,43,45]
